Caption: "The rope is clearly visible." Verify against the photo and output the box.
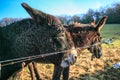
[0,41,103,67]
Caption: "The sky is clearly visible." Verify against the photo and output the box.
[0,0,120,19]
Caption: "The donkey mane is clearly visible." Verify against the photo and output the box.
[67,25,96,33]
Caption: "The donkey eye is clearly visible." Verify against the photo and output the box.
[61,34,64,37]
[59,33,65,37]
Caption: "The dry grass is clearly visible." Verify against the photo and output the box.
[9,48,120,80]
[69,48,120,80]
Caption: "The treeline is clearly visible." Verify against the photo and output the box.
[0,2,120,27]
[58,2,120,24]
[0,18,22,27]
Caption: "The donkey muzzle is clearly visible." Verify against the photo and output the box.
[60,49,77,68]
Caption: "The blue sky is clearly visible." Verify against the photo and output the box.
[0,0,120,19]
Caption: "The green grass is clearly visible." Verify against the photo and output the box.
[101,24,120,48]
[101,24,120,39]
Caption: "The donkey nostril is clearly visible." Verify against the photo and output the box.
[100,53,102,56]
[99,53,102,58]
[74,56,77,60]
[97,52,102,58]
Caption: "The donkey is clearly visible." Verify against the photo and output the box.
[26,16,107,80]
[67,16,107,59]
[0,3,78,80]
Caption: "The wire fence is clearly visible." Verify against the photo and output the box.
[0,41,103,67]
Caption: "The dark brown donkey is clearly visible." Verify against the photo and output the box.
[27,16,107,80]
[0,3,78,80]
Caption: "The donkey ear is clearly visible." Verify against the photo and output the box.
[95,16,107,33]
[21,3,61,25]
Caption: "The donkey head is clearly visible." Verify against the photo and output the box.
[21,3,77,68]
[87,16,107,60]
[66,16,107,60]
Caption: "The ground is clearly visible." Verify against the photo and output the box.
[9,48,120,80]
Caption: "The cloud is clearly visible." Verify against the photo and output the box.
[94,2,102,9]
[51,6,85,15]
[48,1,87,15]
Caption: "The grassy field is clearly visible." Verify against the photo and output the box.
[102,24,120,39]
[101,24,120,48]
[9,24,120,80]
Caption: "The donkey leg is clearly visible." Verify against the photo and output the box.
[52,65,63,80]
[32,62,41,80]
[28,62,36,80]
[63,66,70,80]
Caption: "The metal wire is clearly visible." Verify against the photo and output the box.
[0,41,102,67]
